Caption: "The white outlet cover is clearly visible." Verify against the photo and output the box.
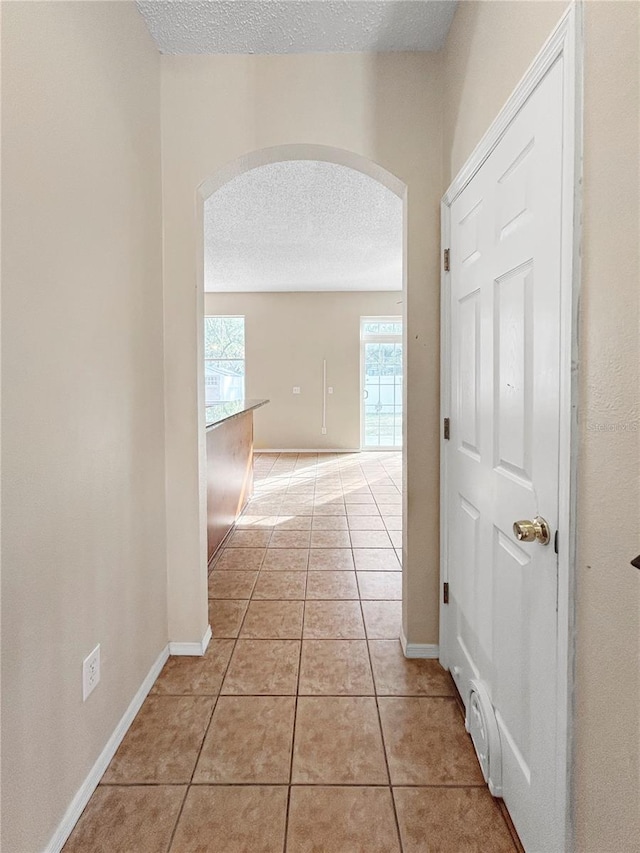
[328,387,334,394]
[293,387,301,394]
[82,644,101,701]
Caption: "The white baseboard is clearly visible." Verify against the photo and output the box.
[169,624,212,656]
[256,448,361,454]
[45,644,170,853]
[400,628,439,659]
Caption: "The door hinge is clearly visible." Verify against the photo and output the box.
[443,417,450,440]
[443,248,450,272]
[443,582,449,604]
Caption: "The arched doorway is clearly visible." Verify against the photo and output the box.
[196,144,408,646]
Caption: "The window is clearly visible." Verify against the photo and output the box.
[204,316,245,404]
[361,320,403,336]
[361,316,403,448]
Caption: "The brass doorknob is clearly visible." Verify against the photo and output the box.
[513,517,551,546]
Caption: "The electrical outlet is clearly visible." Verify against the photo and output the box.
[83,644,101,701]
[328,387,334,394]
[293,386,301,395]
[321,427,327,435]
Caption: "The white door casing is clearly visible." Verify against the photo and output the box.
[440,7,582,853]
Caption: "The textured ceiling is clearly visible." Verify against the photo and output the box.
[204,160,403,292]
[136,0,457,54]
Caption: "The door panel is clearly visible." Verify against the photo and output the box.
[445,59,564,851]
[458,291,481,459]
[494,262,534,482]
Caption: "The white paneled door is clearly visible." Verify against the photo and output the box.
[442,53,572,852]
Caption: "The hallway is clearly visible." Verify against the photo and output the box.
[64,452,519,852]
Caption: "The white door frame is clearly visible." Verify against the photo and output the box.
[439,5,583,850]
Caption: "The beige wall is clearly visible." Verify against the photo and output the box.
[1,3,166,851]
[574,4,639,850]
[442,0,569,184]
[205,291,401,450]
[162,53,443,648]
[443,3,640,850]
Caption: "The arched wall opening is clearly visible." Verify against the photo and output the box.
[194,144,408,645]
[160,53,445,657]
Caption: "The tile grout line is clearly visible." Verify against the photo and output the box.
[99,780,488,789]
[282,463,310,853]
[166,589,243,852]
[283,532,309,853]
[99,688,456,703]
[283,592,305,853]
[357,550,405,852]
[166,542,265,848]
[164,784,190,853]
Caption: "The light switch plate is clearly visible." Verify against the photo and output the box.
[293,387,301,394]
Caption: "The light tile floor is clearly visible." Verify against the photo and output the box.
[64,452,521,853]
